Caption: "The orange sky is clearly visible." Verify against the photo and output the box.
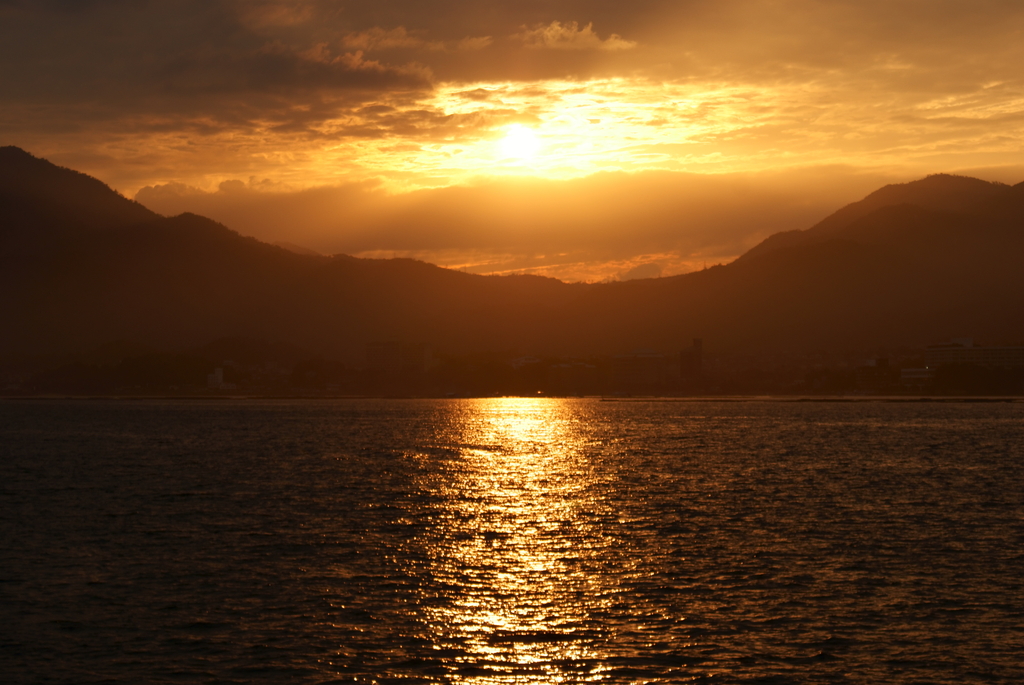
[3,0,1024,281]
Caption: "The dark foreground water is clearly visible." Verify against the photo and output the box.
[1,398,1023,684]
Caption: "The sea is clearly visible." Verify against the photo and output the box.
[1,397,1023,684]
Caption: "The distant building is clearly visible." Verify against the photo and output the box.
[366,341,434,376]
[548,361,598,395]
[680,338,703,379]
[900,367,935,388]
[855,357,897,391]
[613,349,669,389]
[366,341,403,376]
[206,367,236,390]
[925,339,1024,368]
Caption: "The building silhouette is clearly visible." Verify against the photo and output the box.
[680,338,703,380]
[365,341,434,378]
[925,339,1024,368]
[613,349,669,390]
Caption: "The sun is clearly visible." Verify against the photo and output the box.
[498,125,542,161]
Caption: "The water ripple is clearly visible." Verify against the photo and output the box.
[1,398,1023,683]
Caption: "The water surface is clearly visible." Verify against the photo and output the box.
[2,398,1022,683]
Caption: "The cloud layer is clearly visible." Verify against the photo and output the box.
[4,0,1024,280]
[5,0,1024,189]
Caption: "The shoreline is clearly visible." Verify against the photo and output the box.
[2,394,1021,403]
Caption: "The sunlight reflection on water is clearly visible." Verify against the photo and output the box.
[3,398,1024,684]
[413,399,616,681]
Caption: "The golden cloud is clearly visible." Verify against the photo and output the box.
[515,21,637,51]
[343,26,493,53]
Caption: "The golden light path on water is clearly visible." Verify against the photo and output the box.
[408,398,630,682]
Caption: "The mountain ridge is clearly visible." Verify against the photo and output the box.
[736,174,1015,264]
[3,146,1024,363]
[0,146,158,233]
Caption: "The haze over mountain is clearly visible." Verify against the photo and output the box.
[133,167,890,283]
[4,146,1024,364]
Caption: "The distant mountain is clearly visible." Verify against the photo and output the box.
[3,147,1024,363]
[273,241,323,256]
[0,146,157,234]
[736,174,1015,262]
[0,148,580,360]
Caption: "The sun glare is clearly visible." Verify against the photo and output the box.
[293,80,782,190]
[499,125,542,161]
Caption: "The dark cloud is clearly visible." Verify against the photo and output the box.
[0,0,432,136]
[4,0,1023,138]
[4,1,1023,92]
[155,40,430,95]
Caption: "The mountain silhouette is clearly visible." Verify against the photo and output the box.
[0,146,157,235]
[736,174,1013,263]
[3,147,1024,364]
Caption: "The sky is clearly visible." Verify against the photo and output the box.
[3,0,1024,281]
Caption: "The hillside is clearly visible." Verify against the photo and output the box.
[0,146,157,234]
[736,174,1016,263]
[3,148,1024,365]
